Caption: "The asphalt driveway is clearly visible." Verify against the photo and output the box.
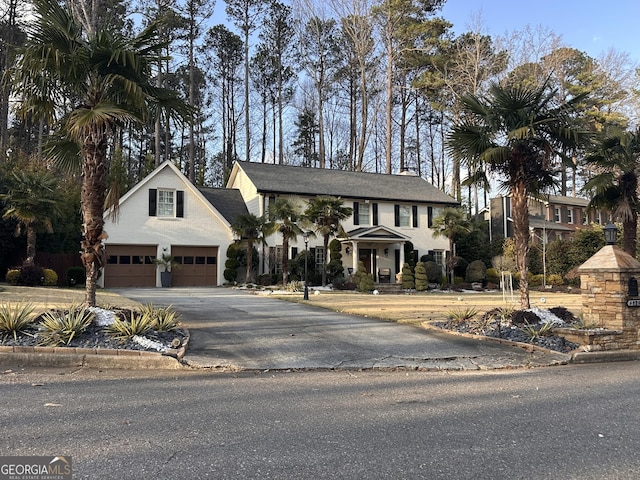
[115,287,568,370]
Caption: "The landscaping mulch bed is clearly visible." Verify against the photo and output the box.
[434,306,581,354]
[0,308,188,353]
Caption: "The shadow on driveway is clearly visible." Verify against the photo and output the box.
[115,287,569,370]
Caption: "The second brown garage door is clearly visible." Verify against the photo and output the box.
[171,246,218,287]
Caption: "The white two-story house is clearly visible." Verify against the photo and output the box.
[227,161,458,283]
[99,160,458,287]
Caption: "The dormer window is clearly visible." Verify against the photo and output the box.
[158,189,175,217]
[149,188,184,218]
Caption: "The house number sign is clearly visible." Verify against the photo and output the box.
[627,299,640,307]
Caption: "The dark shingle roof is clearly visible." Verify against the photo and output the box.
[198,188,249,225]
[236,161,457,205]
[546,195,589,207]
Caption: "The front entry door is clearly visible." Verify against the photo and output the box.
[358,248,377,275]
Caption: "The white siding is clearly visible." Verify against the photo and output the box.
[100,165,233,287]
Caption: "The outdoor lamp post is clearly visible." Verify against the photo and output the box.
[604,223,618,245]
[303,231,310,300]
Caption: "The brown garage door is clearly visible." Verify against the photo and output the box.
[104,245,157,288]
[171,246,218,287]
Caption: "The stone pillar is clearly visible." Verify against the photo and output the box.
[578,245,640,350]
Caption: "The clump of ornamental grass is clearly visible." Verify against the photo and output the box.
[38,305,94,346]
[0,302,37,340]
[106,310,154,340]
[139,304,181,332]
[521,320,554,343]
[444,307,478,326]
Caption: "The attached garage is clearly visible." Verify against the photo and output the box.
[104,245,157,288]
[171,246,218,287]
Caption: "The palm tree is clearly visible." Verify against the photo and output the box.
[305,196,352,286]
[1,170,61,266]
[583,127,640,257]
[447,81,587,308]
[431,207,471,285]
[12,0,188,306]
[231,213,267,283]
[266,197,305,286]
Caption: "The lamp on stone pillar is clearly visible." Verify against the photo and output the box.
[604,223,618,245]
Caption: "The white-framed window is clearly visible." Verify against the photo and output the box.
[158,189,175,217]
[554,207,561,223]
[567,209,573,224]
[315,247,325,272]
[398,205,411,227]
[433,250,444,266]
[358,203,370,225]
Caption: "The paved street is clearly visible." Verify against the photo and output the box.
[2,363,640,479]
[115,287,567,370]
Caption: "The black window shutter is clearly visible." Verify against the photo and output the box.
[372,203,378,225]
[412,205,418,227]
[394,205,400,227]
[428,206,433,227]
[149,189,157,216]
[292,247,298,258]
[176,190,184,218]
[353,202,360,225]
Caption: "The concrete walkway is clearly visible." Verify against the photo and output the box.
[115,287,570,371]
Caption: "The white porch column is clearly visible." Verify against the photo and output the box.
[352,241,358,273]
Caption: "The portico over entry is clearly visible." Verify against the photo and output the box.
[339,226,411,283]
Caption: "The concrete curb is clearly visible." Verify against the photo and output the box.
[0,327,191,370]
[570,349,640,363]
[0,350,184,369]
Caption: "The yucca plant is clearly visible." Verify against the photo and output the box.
[106,311,154,340]
[0,302,37,340]
[521,321,554,343]
[445,307,479,326]
[469,314,495,334]
[38,305,94,346]
[152,307,180,332]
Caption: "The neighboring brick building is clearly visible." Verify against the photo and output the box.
[489,194,610,244]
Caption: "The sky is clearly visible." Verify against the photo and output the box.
[440,0,640,63]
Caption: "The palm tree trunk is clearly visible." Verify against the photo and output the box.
[511,180,530,309]
[322,233,329,286]
[623,216,638,257]
[246,238,253,283]
[448,237,454,285]
[81,133,108,307]
[25,225,36,266]
[623,173,638,257]
[282,236,289,285]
